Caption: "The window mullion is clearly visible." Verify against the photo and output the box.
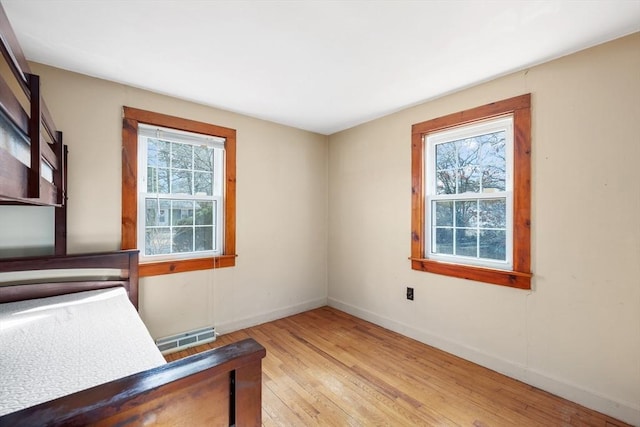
[191,145,195,196]
[191,200,196,253]
[452,200,457,256]
[476,199,480,258]
[454,143,459,195]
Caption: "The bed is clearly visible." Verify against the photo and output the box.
[0,250,266,426]
[0,4,67,254]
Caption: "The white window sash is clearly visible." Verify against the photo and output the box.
[137,125,225,261]
[136,195,223,262]
[425,193,513,269]
[424,116,514,270]
[138,123,225,148]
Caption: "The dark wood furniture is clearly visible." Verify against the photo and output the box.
[0,5,68,254]
[0,250,266,426]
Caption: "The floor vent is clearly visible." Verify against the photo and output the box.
[155,326,217,355]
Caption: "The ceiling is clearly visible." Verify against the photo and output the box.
[2,1,639,135]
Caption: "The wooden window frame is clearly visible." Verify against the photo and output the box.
[411,94,532,289]
[122,107,236,277]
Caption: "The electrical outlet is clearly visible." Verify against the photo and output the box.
[406,287,414,301]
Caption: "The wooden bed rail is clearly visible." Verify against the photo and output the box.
[0,338,266,426]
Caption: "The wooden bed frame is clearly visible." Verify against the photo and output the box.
[0,4,68,254]
[0,250,266,426]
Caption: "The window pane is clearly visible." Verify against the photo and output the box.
[481,165,506,192]
[147,167,157,192]
[455,200,477,228]
[145,199,170,226]
[436,170,456,195]
[195,201,214,225]
[148,139,170,168]
[479,131,506,156]
[435,142,456,170]
[171,143,193,169]
[456,137,480,169]
[194,172,213,196]
[194,146,214,172]
[172,227,193,253]
[433,201,453,226]
[172,200,194,226]
[479,131,506,192]
[433,227,453,255]
[479,230,506,260]
[195,226,214,251]
[455,229,477,257]
[435,142,456,195]
[155,168,170,194]
[479,199,506,229]
[145,227,171,255]
[457,166,480,194]
[147,167,170,194]
[171,170,192,194]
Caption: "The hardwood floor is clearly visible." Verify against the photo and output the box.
[166,307,629,426]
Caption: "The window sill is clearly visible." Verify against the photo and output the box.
[410,258,531,289]
[139,254,237,277]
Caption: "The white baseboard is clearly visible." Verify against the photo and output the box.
[328,297,640,426]
[215,297,327,335]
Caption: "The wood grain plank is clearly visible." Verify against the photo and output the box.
[121,116,138,250]
[170,307,631,427]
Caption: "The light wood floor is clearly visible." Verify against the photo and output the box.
[166,307,629,426]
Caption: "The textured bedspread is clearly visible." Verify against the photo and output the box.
[0,287,166,416]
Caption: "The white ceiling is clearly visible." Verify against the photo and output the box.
[2,1,639,135]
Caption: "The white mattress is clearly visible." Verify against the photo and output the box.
[0,287,167,416]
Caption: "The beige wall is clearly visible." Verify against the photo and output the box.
[327,33,640,424]
[12,63,329,339]
[0,206,53,257]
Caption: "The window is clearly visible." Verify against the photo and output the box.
[122,107,236,277]
[411,94,531,289]
[138,124,224,258]
[427,116,513,269]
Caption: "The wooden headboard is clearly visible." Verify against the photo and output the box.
[0,4,68,254]
[0,250,139,308]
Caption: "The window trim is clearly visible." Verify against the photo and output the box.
[411,94,532,289]
[122,106,236,277]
